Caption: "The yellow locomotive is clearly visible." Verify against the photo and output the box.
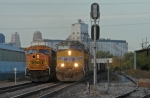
[56,41,93,81]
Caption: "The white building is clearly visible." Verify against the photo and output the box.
[67,19,89,48]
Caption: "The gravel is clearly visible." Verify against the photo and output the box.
[1,72,150,98]
[51,72,147,98]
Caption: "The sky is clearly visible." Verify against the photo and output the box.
[0,0,150,52]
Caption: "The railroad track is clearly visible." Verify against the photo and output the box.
[39,76,93,98]
[140,88,150,98]
[11,82,64,98]
[0,82,31,90]
[39,82,79,98]
[115,73,138,98]
[0,82,39,94]
[142,94,150,98]
[12,76,92,98]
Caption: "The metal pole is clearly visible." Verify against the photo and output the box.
[107,66,109,91]
[134,51,136,70]
[14,68,17,85]
[93,18,97,91]
[120,52,122,70]
[107,60,109,92]
[15,72,16,85]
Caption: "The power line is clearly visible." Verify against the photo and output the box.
[0,12,150,17]
[101,23,150,27]
[0,27,70,30]
[0,2,150,5]
[0,15,89,17]
[0,22,150,30]
[103,12,150,16]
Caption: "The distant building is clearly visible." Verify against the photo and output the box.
[66,19,128,56]
[0,43,25,81]
[33,31,42,41]
[0,33,5,43]
[89,38,128,56]
[3,42,16,47]
[31,39,63,49]
[31,38,128,56]
[67,19,89,48]
[31,20,128,56]
[11,32,21,48]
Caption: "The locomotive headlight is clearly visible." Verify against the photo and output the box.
[74,63,78,67]
[61,63,65,67]
[37,55,39,58]
[68,50,71,55]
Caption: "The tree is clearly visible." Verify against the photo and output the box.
[123,52,134,69]
[122,51,150,71]
[96,51,113,58]
[136,52,150,70]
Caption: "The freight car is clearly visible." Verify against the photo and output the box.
[25,45,56,82]
[56,41,102,81]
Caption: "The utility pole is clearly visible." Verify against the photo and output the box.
[90,3,100,91]
[145,37,149,48]
[140,39,144,49]
[140,37,149,49]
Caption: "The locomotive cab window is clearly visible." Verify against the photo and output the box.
[27,49,38,55]
[58,46,69,49]
[70,45,83,49]
[39,49,50,54]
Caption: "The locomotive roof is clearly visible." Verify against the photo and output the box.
[27,45,56,51]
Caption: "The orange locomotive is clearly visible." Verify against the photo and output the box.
[25,45,56,82]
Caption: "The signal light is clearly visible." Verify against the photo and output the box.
[91,24,100,40]
[91,3,100,19]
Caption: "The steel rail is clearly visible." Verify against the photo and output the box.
[11,82,63,98]
[0,82,31,90]
[0,82,38,94]
[39,76,92,98]
[115,72,138,98]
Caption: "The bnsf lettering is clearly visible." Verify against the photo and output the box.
[30,60,45,64]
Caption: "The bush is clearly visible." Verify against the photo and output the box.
[127,69,150,79]
[113,66,120,71]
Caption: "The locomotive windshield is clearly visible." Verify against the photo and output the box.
[58,45,83,50]
[70,45,83,49]
[39,49,50,54]
[27,49,38,54]
[58,46,69,49]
